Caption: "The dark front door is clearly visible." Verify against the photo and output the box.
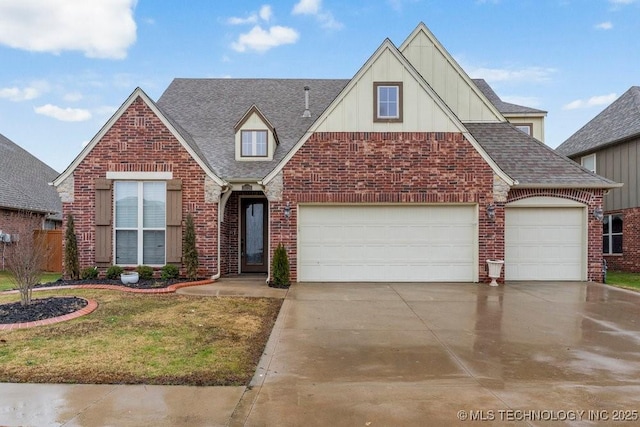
[241,198,268,273]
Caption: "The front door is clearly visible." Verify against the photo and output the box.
[241,198,268,273]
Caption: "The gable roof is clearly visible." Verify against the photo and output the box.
[157,79,348,181]
[556,86,640,157]
[0,133,62,217]
[53,88,224,187]
[473,79,547,116]
[465,122,619,188]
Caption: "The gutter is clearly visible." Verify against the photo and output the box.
[512,182,623,190]
[211,184,232,281]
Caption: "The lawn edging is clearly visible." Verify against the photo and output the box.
[1,279,215,295]
[0,298,98,331]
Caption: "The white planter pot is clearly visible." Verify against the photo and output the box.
[486,260,504,287]
[121,272,139,285]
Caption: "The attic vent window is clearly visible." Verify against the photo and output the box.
[241,130,268,157]
[374,82,403,123]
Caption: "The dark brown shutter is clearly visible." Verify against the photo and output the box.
[166,179,183,264]
[95,178,112,264]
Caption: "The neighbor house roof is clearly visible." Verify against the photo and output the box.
[473,79,547,116]
[556,86,640,157]
[465,122,619,188]
[0,133,62,218]
[156,78,349,181]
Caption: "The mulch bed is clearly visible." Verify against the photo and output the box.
[33,278,182,290]
[0,297,88,325]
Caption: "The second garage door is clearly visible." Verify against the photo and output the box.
[505,201,586,281]
[298,205,477,282]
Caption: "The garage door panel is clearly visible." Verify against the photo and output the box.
[505,207,585,281]
[298,205,477,282]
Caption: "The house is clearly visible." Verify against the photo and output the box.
[473,79,547,142]
[53,23,618,283]
[556,86,640,272]
[0,133,62,270]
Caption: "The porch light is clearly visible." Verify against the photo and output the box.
[283,202,291,219]
[593,206,604,222]
[486,203,496,222]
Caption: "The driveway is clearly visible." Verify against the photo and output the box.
[231,282,640,426]
[1,281,639,426]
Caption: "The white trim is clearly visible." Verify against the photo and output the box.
[262,39,515,187]
[506,196,586,208]
[106,171,173,180]
[581,153,596,174]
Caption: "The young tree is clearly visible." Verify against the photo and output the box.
[271,243,290,288]
[6,216,51,306]
[183,213,199,280]
[64,214,80,280]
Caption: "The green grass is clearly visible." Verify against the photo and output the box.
[0,288,282,385]
[0,271,61,291]
[604,271,640,291]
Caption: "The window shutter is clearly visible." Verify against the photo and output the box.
[166,179,182,264]
[95,178,112,264]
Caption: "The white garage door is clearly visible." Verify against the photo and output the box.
[505,206,585,281]
[298,205,477,282]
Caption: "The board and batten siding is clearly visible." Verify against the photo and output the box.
[593,137,640,211]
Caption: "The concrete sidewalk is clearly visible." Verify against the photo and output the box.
[2,281,640,426]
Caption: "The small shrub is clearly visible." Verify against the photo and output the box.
[64,214,80,280]
[80,266,99,280]
[137,265,154,280]
[271,243,290,288]
[161,264,179,280]
[105,265,124,280]
[184,214,199,280]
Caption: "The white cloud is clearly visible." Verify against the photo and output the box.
[0,81,49,101]
[259,5,273,21]
[562,93,617,110]
[292,0,343,29]
[63,92,83,102]
[595,21,613,30]
[34,104,92,121]
[231,25,299,53]
[0,0,136,59]
[292,0,321,15]
[228,4,273,25]
[609,0,636,4]
[468,66,556,83]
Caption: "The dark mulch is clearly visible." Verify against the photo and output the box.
[33,278,183,290]
[0,297,88,324]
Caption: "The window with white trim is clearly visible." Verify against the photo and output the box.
[241,130,268,157]
[514,124,532,135]
[114,181,166,265]
[603,214,622,255]
[581,153,596,173]
[374,82,403,122]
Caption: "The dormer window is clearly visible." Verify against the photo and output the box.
[374,82,403,122]
[242,130,268,157]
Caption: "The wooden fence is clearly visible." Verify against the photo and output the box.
[34,230,63,273]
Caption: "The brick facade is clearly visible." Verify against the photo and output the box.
[61,97,218,277]
[604,206,640,273]
[275,131,498,282]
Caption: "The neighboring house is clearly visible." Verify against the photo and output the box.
[0,133,62,269]
[556,86,640,272]
[53,23,618,283]
[474,79,547,142]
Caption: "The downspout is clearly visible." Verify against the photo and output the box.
[211,185,232,281]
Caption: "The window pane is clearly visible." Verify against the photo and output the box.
[612,235,623,254]
[242,131,252,156]
[603,236,610,254]
[378,86,398,118]
[602,215,609,235]
[143,182,166,228]
[143,230,165,265]
[115,182,138,227]
[256,131,267,156]
[612,215,623,233]
[116,230,137,264]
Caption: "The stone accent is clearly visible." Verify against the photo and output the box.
[56,175,74,203]
[264,171,284,202]
[492,174,510,203]
[204,176,222,203]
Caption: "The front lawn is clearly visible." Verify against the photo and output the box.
[0,289,282,385]
[604,271,640,291]
[0,271,61,292]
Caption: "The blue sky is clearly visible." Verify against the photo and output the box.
[0,0,638,172]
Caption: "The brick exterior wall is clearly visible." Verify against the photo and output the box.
[507,188,605,282]
[61,97,218,277]
[604,206,640,273]
[275,132,498,282]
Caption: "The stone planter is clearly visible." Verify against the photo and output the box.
[121,272,139,285]
[486,260,504,287]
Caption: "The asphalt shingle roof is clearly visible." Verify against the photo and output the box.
[465,122,618,188]
[473,79,547,115]
[157,78,349,180]
[556,86,640,157]
[0,133,62,217]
